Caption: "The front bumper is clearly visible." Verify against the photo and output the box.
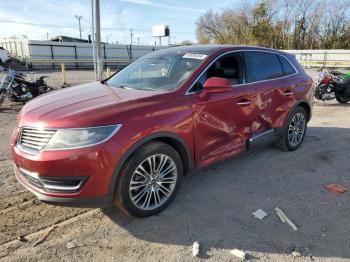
[15,165,113,207]
[10,136,123,207]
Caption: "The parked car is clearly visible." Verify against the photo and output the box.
[10,45,313,217]
[0,47,10,64]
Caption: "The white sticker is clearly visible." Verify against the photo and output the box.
[182,53,208,60]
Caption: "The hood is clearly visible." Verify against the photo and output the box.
[19,82,167,128]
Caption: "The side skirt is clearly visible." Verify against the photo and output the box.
[247,128,280,151]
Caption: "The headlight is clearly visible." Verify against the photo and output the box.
[45,124,122,150]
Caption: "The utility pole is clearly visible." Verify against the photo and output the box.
[75,15,83,39]
[137,37,140,46]
[91,0,97,80]
[130,29,133,45]
[94,0,103,80]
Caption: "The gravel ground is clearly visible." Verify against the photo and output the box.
[0,69,350,262]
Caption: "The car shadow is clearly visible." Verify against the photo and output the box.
[103,126,350,259]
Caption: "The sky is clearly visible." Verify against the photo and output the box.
[0,0,237,45]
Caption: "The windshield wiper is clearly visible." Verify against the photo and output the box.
[135,87,158,91]
[112,84,129,89]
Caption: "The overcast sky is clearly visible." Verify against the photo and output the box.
[0,0,237,45]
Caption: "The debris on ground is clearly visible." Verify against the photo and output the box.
[292,250,301,257]
[33,224,57,247]
[192,241,200,257]
[32,199,41,205]
[17,235,27,242]
[293,245,314,260]
[275,207,298,231]
[66,240,84,249]
[66,241,77,249]
[325,184,347,194]
[230,249,246,260]
[252,209,268,220]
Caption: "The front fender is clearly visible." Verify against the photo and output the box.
[108,131,193,194]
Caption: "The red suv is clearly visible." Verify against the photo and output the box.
[10,45,313,217]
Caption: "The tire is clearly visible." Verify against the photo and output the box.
[335,95,350,104]
[275,106,307,152]
[114,141,183,218]
[0,90,6,109]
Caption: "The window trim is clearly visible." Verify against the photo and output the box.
[278,54,297,76]
[185,50,298,95]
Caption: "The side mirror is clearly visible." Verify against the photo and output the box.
[203,77,232,93]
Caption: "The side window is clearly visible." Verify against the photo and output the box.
[279,55,296,76]
[190,52,245,93]
[207,52,245,85]
[245,52,283,82]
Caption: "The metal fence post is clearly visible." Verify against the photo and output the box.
[103,44,107,69]
[74,46,78,69]
[50,44,54,69]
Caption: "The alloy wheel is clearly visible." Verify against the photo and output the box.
[129,154,178,211]
[288,112,306,147]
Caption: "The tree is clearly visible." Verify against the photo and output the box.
[196,0,350,49]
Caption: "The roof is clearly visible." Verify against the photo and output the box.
[149,44,283,57]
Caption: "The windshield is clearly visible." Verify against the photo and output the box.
[106,52,206,91]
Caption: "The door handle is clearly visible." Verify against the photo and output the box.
[237,100,251,106]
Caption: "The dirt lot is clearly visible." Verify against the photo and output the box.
[0,69,349,262]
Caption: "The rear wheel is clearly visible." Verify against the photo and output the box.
[275,106,307,151]
[335,94,350,104]
[114,141,183,218]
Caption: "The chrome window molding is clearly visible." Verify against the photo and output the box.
[185,49,299,95]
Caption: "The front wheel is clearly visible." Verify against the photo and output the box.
[335,94,350,104]
[114,141,183,218]
[275,106,307,151]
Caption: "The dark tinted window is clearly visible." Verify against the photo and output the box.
[279,55,296,76]
[245,52,283,82]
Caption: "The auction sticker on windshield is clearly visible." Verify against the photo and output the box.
[182,53,208,60]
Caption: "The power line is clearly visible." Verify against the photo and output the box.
[0,19,194,35]
[114,0,128,44]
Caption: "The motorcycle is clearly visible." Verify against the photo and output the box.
[0,68,52,108]
[314,69,350,103]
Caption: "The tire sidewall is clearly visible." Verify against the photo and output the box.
[116,142,183,218]
[283,107,307,151]
[335,95,350,104]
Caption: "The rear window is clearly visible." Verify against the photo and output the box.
[279,55,296,76]
[245,51,283,82]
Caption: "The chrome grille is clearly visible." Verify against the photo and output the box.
[19,127,56,153]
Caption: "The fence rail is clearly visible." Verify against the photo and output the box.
[0,38,165,69]
[1,38,350,69]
